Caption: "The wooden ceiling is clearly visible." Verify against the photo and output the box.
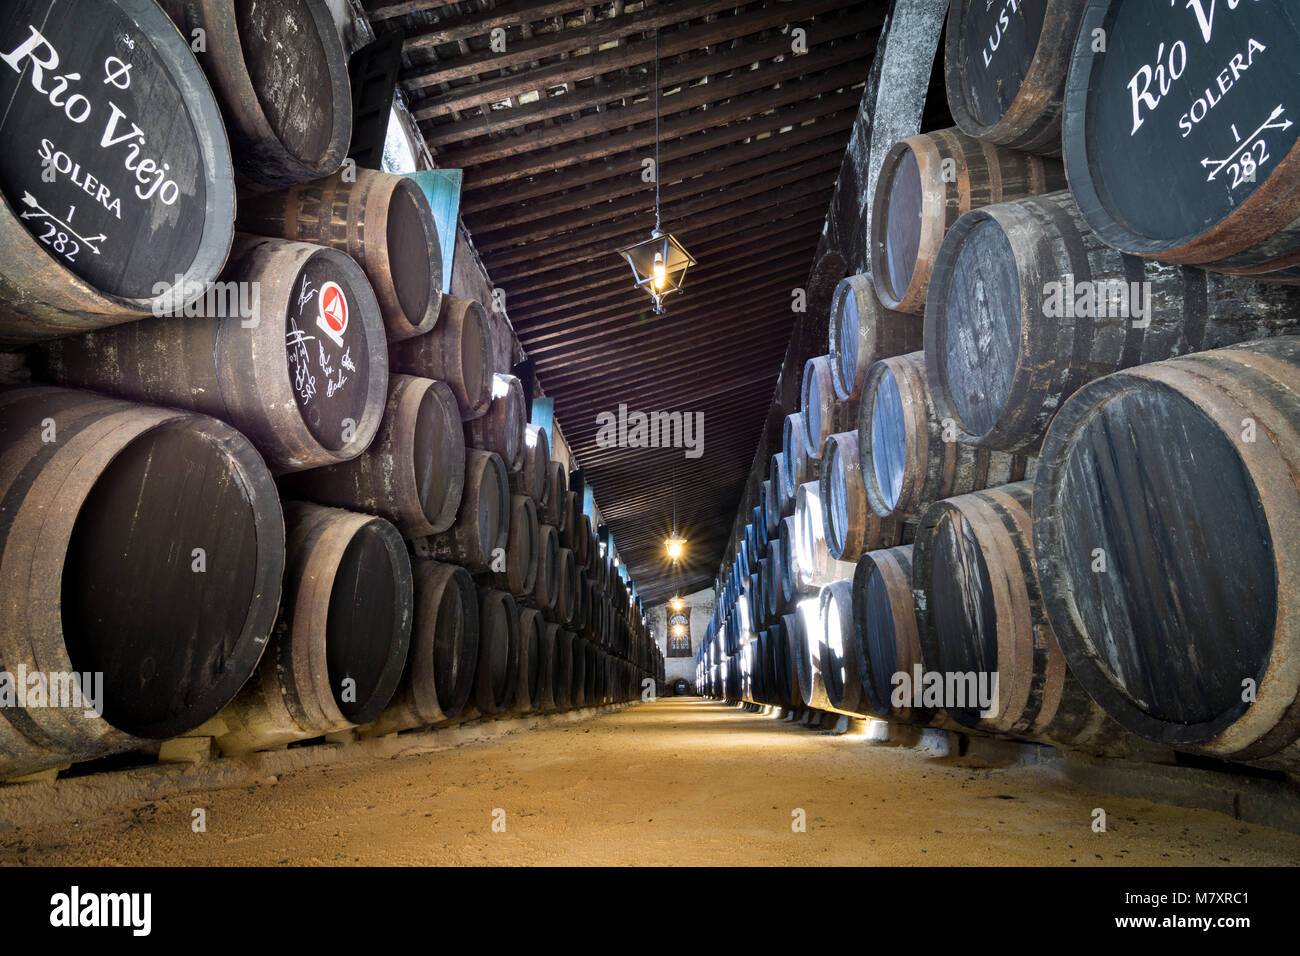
[364,0,888,603]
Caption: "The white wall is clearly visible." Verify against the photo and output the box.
[647,587,716,689]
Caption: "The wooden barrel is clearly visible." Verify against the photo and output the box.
[570,632,588,707]
[777,515,799,605]
[925,191,1300,452]
[36,234,388,473]
[474,588,520,715]
[159,0,351,186]
[534,620,559,711]
[760,478,781,538]
[543,460,568,528]
[852,545,928,722]
[581,639,600,707]
[0,0,235,345]
[1062,1,1300,280]
[801,355,857,459]
[769,453,793,519]
[422,448,508,572]
[510,424,550,502]
[555,546,579,625]
[468,373,526,471]
[551,627,574,710]
[216,503,412,755]
[793,481,858,591]
[280,375,464,537]
[1032,337,1300,760]
[859,351,1033,518]
[781,413,817,497]
[512,607,544,714]
[360,559,478,736]
[765,617,798,709]
[529,523,560,611]
[765,538,784,619]
[0,386,281,779]
[943,0,1086,155]
[389,295,493,419]
[792,595,847,715]
[818,579,870,717]
[911,481,1122,748]
[827,274,922,400]
[494,494,539,597]
[237,168,443,339]
[819,429,903,561]
[870,128,1066,313]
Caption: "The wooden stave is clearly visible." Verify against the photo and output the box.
[925,191,1300,453]
[0,386,282,778]
[216,502,412,755]
[159,0,352,187]
[859,351,1032,519]
[389,295,493,418]
[1031,338,1300,760]
[280,374,464,537]
[870,127,1067,313]
[942,0,1087,156]
[36,234,389,474]
[423,448,509,572]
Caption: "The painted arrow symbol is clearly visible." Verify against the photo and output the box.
[1203,105,1289,181]
[16,192,105,254]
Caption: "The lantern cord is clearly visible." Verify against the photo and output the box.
[654,25,661,234]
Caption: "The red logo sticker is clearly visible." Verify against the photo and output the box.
[317,281,348,347]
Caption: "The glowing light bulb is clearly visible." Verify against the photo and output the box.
[665,534,686,562]
[652,251,666,291]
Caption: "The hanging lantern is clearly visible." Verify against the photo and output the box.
[619,230,697,313]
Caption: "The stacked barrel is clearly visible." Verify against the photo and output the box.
[0,0,659,783]
[704,0,1300,773]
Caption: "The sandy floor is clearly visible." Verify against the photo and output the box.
[1,698,1297,866]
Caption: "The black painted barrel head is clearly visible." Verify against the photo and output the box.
[948,0,1047,131]
[868,364,908,513]
[931,215,1021,439]
[926,509,997,726]
[476,590,518,713]
[0,0,232,305]
[386,178,439,328]
[428,563,477,718]
[60,419,277,738]
[1064,1,1300,255]
[524,614,542,704]
[412,383,463,529]
[861,562,901,717]
[474,450,509,553]
[236,0,342,170]
[325,518,411,724]
[1043,380,1275,741]
[882,147,924,303]
[283,248,377,451]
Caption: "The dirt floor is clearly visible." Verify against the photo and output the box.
[1,698,1298,866]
